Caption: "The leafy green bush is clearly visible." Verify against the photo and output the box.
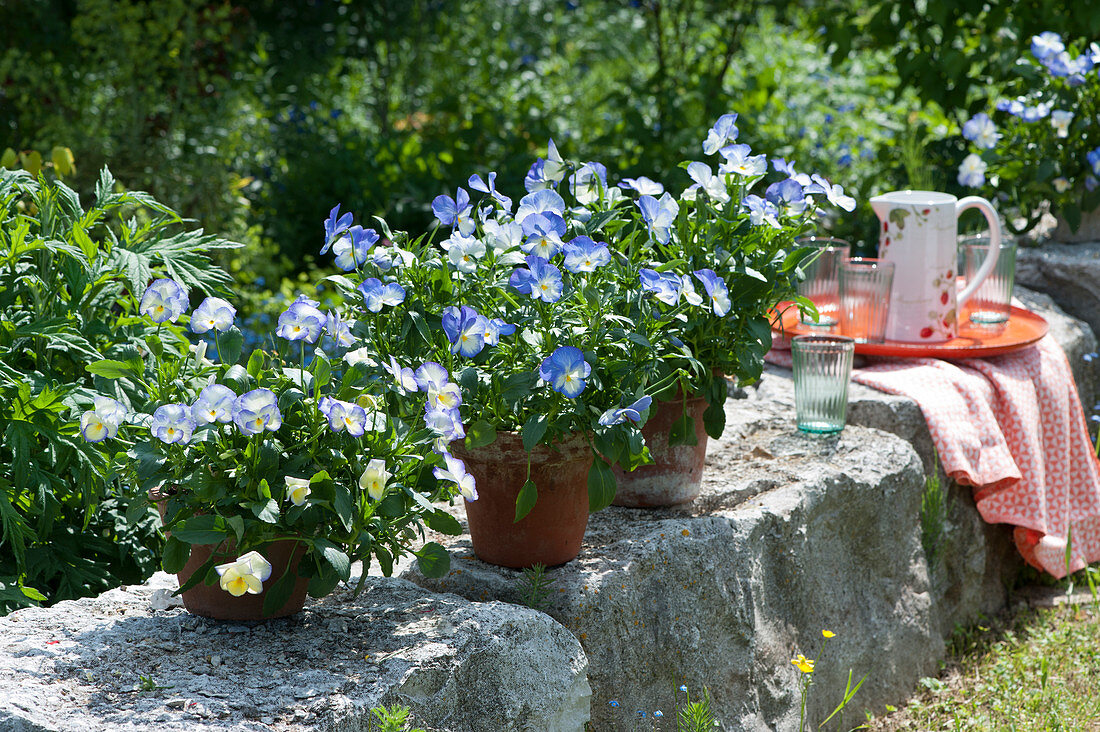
[0,168,236,613]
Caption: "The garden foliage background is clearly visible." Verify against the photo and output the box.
[1,0,1097,612]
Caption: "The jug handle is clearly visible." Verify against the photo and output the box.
[955,196,1002,312]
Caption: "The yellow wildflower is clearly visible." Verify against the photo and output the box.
[822,630,835,638]
[791,654,815,674]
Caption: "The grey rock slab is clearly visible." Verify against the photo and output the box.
[0,576,590,732]
[1017,242,1100,387]
[407,401,939,730]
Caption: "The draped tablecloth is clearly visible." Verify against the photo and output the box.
[769,335,1100,577]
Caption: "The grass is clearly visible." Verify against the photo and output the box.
[868,595,1100,730]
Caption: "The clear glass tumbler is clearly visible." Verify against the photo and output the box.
[796,237,851,327]
[791,335,856,434]
[839,258,895,343]
[959,236,1016,324]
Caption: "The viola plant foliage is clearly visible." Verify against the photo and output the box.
[313,113,853,515]
[957,31,1100,235]
[81,279,464,616]
[0,167,235,613]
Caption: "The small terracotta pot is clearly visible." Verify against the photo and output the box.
[155,493,309,620]
[612,395,709,507]
[174,539,310,621]
[453,431,593,569]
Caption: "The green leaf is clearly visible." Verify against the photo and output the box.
[587,457,617,512]
[465,420,497,449]
[219,326,244,366]
[593,429,624,465]
[668,412,698,447]
[458,366,479,392]
[161,536,190,574]
[332,484,354,532]
[416,542,450,578]
[261,563,298,617]
[314,538,352,581]
[85,359,136,379]
[375,546,394,576]
[222,364,250,392]
[404,486,435,513]
[171,515,229,545]
[515,479,538,523]
[246,349,265,379]
[307,566,341,598]
[521,413,548,452]
[226,515,245,543]
[379,493,406,518]
[425,510,463,536]
[20,585,47,602]
[251,498,280,524]
[313,353,332,390]
[703,401,726,440]
[408,310,432,346]
[500,372,536,404]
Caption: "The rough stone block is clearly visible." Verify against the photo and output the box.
[0,574,590,732]
[1017,243,1100,398]
[408,401,940,730]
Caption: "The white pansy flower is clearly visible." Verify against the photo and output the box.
[285,476,311,506]
[359,458,391,501]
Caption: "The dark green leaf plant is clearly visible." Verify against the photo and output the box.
[0,166,235,614]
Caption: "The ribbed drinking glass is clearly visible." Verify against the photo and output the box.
[791,335,855,434]
[796,237,850,327]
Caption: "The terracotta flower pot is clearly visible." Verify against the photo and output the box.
[154,492,310,620]
[612,395,709,508]
[1052,208,1100,243]
[174,540,310,621]
[453,431,593,569]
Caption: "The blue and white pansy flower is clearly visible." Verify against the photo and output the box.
[441,305,489,358]
[703,113,739,155]
[232,388,282,435]
[598,395,653,426]
[140,279,188,324]
[80,396,127,443]
[433,453,478,502]
[150,404,195,445]
[357,278,406,312]
[693,269,732,316]
[190,384,236,425]
[332,225,379,271]
[637,193,679,245]
[276,297,326,343]
[190,296,236,334]
[539,346,591,398]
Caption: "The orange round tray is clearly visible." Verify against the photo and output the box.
[771,302,1049,358]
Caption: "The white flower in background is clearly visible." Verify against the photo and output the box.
[1053,177,1072,193]
[1050,110,1074,138]
[359,459,391,501]
[285,476,311,506]
[961,113,1000,150]
[957,154,987,188]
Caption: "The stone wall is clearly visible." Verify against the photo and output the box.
[0,287,1093,732]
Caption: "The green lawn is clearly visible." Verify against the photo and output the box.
[870,593,1100,730]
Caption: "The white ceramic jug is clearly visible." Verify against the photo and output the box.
[870,190,1002,342]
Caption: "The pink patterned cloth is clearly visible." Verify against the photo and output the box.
[769,335,1100,577]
